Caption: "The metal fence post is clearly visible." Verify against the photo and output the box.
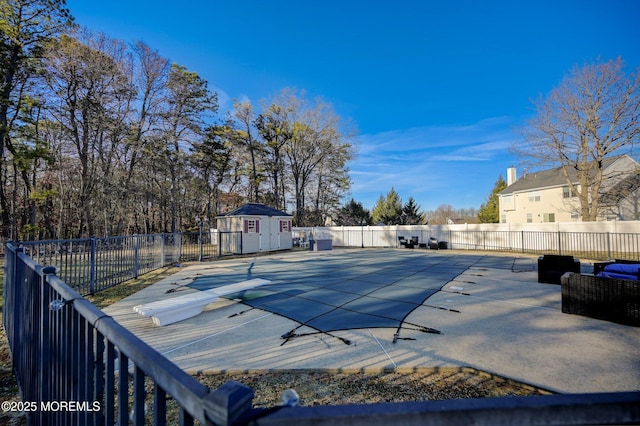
[558,231,562,255]
[204,380,254,425]
[40,266,56,407]
[199,222,204,262]
[6,247,22,354]
[161,233,166,266]
[133,235,140,278]
[607,232,612,259]
[89,237,96,294]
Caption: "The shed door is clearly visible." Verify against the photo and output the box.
[258,218,264,251]
[270,218,280,249]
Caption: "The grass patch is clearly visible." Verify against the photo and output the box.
[85,263,188,309]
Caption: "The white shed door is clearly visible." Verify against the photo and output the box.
[270,218,280,249]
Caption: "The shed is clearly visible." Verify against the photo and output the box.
[216,203,293,254]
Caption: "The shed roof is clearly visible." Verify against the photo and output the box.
[218,203,291,217]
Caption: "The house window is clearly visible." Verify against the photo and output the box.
[526,213,532,223]
[528,191,541,202]
[501,214,506,223]
[244,219,259,233]
[563,186,575,198]
[571,211,580,220]
[543,213,556,223]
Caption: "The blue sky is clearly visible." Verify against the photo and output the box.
[66,0,640,212]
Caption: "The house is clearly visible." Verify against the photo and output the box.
[216,203,293,254]
[498,155,640,224]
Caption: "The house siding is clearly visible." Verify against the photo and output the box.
[499,155,640,224]
[500,186,582,224]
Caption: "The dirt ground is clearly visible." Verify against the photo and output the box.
[195,368,551,408]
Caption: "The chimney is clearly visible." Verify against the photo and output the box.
[507,167,517,186]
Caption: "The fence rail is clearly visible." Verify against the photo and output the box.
[3,242,640,425]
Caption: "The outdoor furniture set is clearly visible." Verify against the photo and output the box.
[398,236,447,249]
[561,260,639,326]
[538,254,639,327]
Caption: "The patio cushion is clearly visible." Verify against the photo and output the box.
[596,263,640,280]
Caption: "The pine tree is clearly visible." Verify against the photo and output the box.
[336,199,372,225]
[372,188,403,225]
[402,197,427,225]
[478,175,507,223]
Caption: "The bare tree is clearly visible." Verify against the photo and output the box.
[229,100,263,202]
[286,102,348,225]
[252,89,354,224]
[428,204,456,225]
[255,102,292,211]
[42,30,133,236]
[516,58,640,221]
[159,63,217,232]
[121,41,169,234]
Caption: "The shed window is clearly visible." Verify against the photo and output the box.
[280,220,291,232]
[244,219,259,233]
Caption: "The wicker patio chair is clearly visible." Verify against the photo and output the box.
[561,272,640,326]
[538,254,581,284]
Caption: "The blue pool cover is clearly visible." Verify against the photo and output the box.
[187,250,524,342]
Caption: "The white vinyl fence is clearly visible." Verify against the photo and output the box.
[294,221,640,260]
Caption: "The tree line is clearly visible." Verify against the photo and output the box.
[1,1,354,240]
[336,188,483,225]
[5,3,636,241]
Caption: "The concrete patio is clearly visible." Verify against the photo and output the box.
[102,248,640,394]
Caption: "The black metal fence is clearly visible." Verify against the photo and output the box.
[17,231,242,295]
[2,242,254,425]
[3,242,640,425]
[446,230,640,260]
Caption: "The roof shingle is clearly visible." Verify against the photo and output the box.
[219,203,292,217]
[500,156,624,195]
